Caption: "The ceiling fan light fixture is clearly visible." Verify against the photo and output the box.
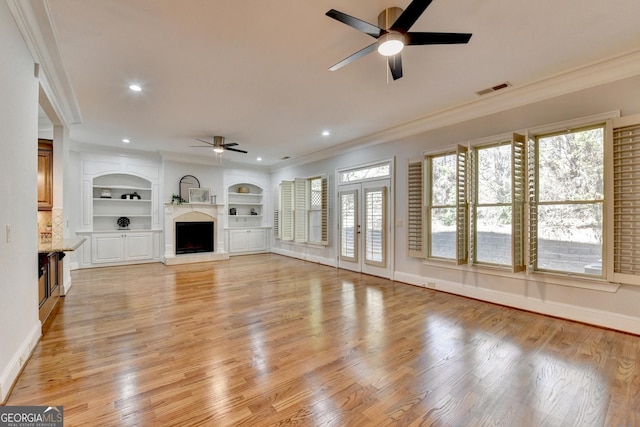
[377,32,404,56]
[213,146,224,154]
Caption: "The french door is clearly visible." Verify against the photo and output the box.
[338,179,391,278]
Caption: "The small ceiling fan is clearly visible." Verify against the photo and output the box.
[326,0,472,80]
[191,136,248,154]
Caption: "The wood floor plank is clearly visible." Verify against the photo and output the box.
[5,254,640,426]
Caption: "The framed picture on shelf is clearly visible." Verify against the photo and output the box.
[188,187,211,204]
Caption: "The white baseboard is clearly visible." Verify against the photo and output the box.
[61,275,72,296]
[393,272,640,335]
[0,322,41,403]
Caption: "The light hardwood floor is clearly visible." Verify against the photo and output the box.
[6,254,640,426]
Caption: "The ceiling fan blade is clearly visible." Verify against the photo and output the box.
[195,138,214,146]
[189,145,213,148]
[388,54,403,80]
[407,32,472,45]
[391,0,433,32]
[325,9,382,38]
[223,142,239,147]
[225,147,248,154]
[329,43,377,71]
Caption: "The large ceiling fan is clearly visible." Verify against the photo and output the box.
[325,0,472,80]
[191,136,248,154]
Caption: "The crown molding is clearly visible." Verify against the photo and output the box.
[272,48,640,172]
[7,0,82,126]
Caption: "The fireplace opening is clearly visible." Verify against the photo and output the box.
[175,221,214,254]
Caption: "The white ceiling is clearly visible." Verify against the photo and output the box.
[44,0,640,166]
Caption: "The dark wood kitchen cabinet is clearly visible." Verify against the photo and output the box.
[38,251,62,324]
[38,139,53,211]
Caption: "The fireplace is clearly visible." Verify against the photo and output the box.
[175,221,214,254]
[163,203,229,265]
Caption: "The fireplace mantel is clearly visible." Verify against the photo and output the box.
[163,203,229,265]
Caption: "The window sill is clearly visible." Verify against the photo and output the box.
[421,258,621,293]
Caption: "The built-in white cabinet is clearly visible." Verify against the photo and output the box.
[91,231,154,264]
[229,228,267,253]
[77,155,162,268]
[226,182,270,254]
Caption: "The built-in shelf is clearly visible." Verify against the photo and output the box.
[227,184,263,228]
[92,174,153,231]
[227,183,268,253]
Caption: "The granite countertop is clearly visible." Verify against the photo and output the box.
[38,238,86,254]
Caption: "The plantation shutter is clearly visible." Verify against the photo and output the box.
[468,148,476,263]
[280,181,294,241]
[273,186,280,239]
[455,145,468,264]
[511,133,526,272]
[294,178,307,242]
[321,176,329,245]
[407,160,424,257]
[612,116,640,285]
[527,134,538,270]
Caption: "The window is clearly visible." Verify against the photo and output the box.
[425,146,467,263]
[308,177,328,244]
[529,126,604,276]
[470,134,525,272]
[340,164,390,183]
[275,176,328,245]
[409,114,640,285]
[473,143,513,265]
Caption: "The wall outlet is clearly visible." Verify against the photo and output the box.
[426,282,436,289]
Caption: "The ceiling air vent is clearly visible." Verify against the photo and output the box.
[476,81,512,96]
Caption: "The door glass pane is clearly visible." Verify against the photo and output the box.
[365,189,385,265]
[340,192,356,259]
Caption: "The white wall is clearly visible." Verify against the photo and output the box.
[0,2,42,402]
[271,74,640,334]
[162,159,225,204]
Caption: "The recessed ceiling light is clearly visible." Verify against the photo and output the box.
[122,138,130,143]
[129,84,142,92]
[322,130,331,136]
[256,157,262,162]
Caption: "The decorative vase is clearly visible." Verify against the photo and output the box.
[117,216,130,230]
